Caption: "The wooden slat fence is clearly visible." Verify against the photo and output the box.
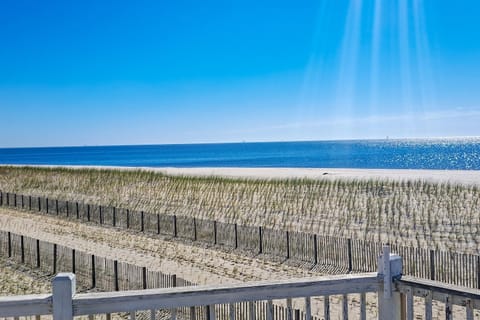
[236,224,261,254]
[0,230,350,320]
[158,213,175,236]
[144,211,160,235]
[216,221,236,247]
[289,231,316,265]
[176,215,196,241]
[0,230,182,294]
[195,218,215,244]
[2,191,480,289]
[3,245,480,319]
[262,228,287,258]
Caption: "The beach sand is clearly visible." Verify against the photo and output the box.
[1,165,479,318]
[9,165,480,186]
[0,207,473,319]
[153,167,480,185]
[0,208,472,319]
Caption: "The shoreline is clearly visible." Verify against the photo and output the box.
[3,164,480,186]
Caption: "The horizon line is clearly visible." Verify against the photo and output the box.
[1,135,480,150]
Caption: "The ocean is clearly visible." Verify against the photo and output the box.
[0,139,480,170]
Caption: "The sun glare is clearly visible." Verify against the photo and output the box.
[298,0,436,139]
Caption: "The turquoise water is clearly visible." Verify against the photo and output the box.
[0,138,479,170]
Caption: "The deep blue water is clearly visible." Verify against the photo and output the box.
[1,139,480,170]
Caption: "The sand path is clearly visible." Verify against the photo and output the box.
[0,208,315,286]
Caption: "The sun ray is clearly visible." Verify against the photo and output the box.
[331,0,364,138]
[398,0,415,135]
[411,0,437,136]
[369,0,382,112]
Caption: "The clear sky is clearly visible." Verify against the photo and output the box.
[1,0,480,147]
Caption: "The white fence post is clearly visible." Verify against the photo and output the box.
[52,273,76,320]
[377,245,402,320]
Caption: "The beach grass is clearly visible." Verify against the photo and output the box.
[0,257,50,296]
[0,166,479,253]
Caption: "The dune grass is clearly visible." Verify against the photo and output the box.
[0,257,50,296]
[1,166,479,253]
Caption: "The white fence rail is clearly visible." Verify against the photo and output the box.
[1,246,480,319]
[75,273,378,318]
[0,294,51,318]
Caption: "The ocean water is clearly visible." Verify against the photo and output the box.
[0,139,480,170]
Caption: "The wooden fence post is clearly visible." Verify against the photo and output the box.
[5,192,9,206]
[193,218,197,241]
[430,249,435,281]
[72,249,76,274]
[38,197,41,211]
[53,244,57,274]
[99,206,103,224]
[213,221,217,245]
[114,260,119,291]
[142,266,147,289]
[76,202,79,219]
[55,199,58,215]
[173,215,177,237]
[347,238,353,272]
[141,211,145,232]
[234,224,238,249]
[157,214,160,234]
[66,201,69,217]
[52,273,76,320]
[377,245,402,320]
[113,207,117,227]
[36,239,41,268]
[29,195,32,210]
[7,231,12,258]
[126,209,130,229]
[20,235,25,263]
[259,226,263,254]
[87,204,90,222]
[46,198,49,214]
[0,191,2,206]
[286,231,290,259]
[91,254,96,288]
[313,234,318,265]
[14,193,17,207]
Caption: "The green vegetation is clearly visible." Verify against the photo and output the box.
[1,166,479,253]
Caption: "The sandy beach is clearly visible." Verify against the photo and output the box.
[6,164,480,186]
[0,207,468,319]
[1,165,479,318]
[2,165,480,253]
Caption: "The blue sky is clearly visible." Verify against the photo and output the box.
[1,0,480,147]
